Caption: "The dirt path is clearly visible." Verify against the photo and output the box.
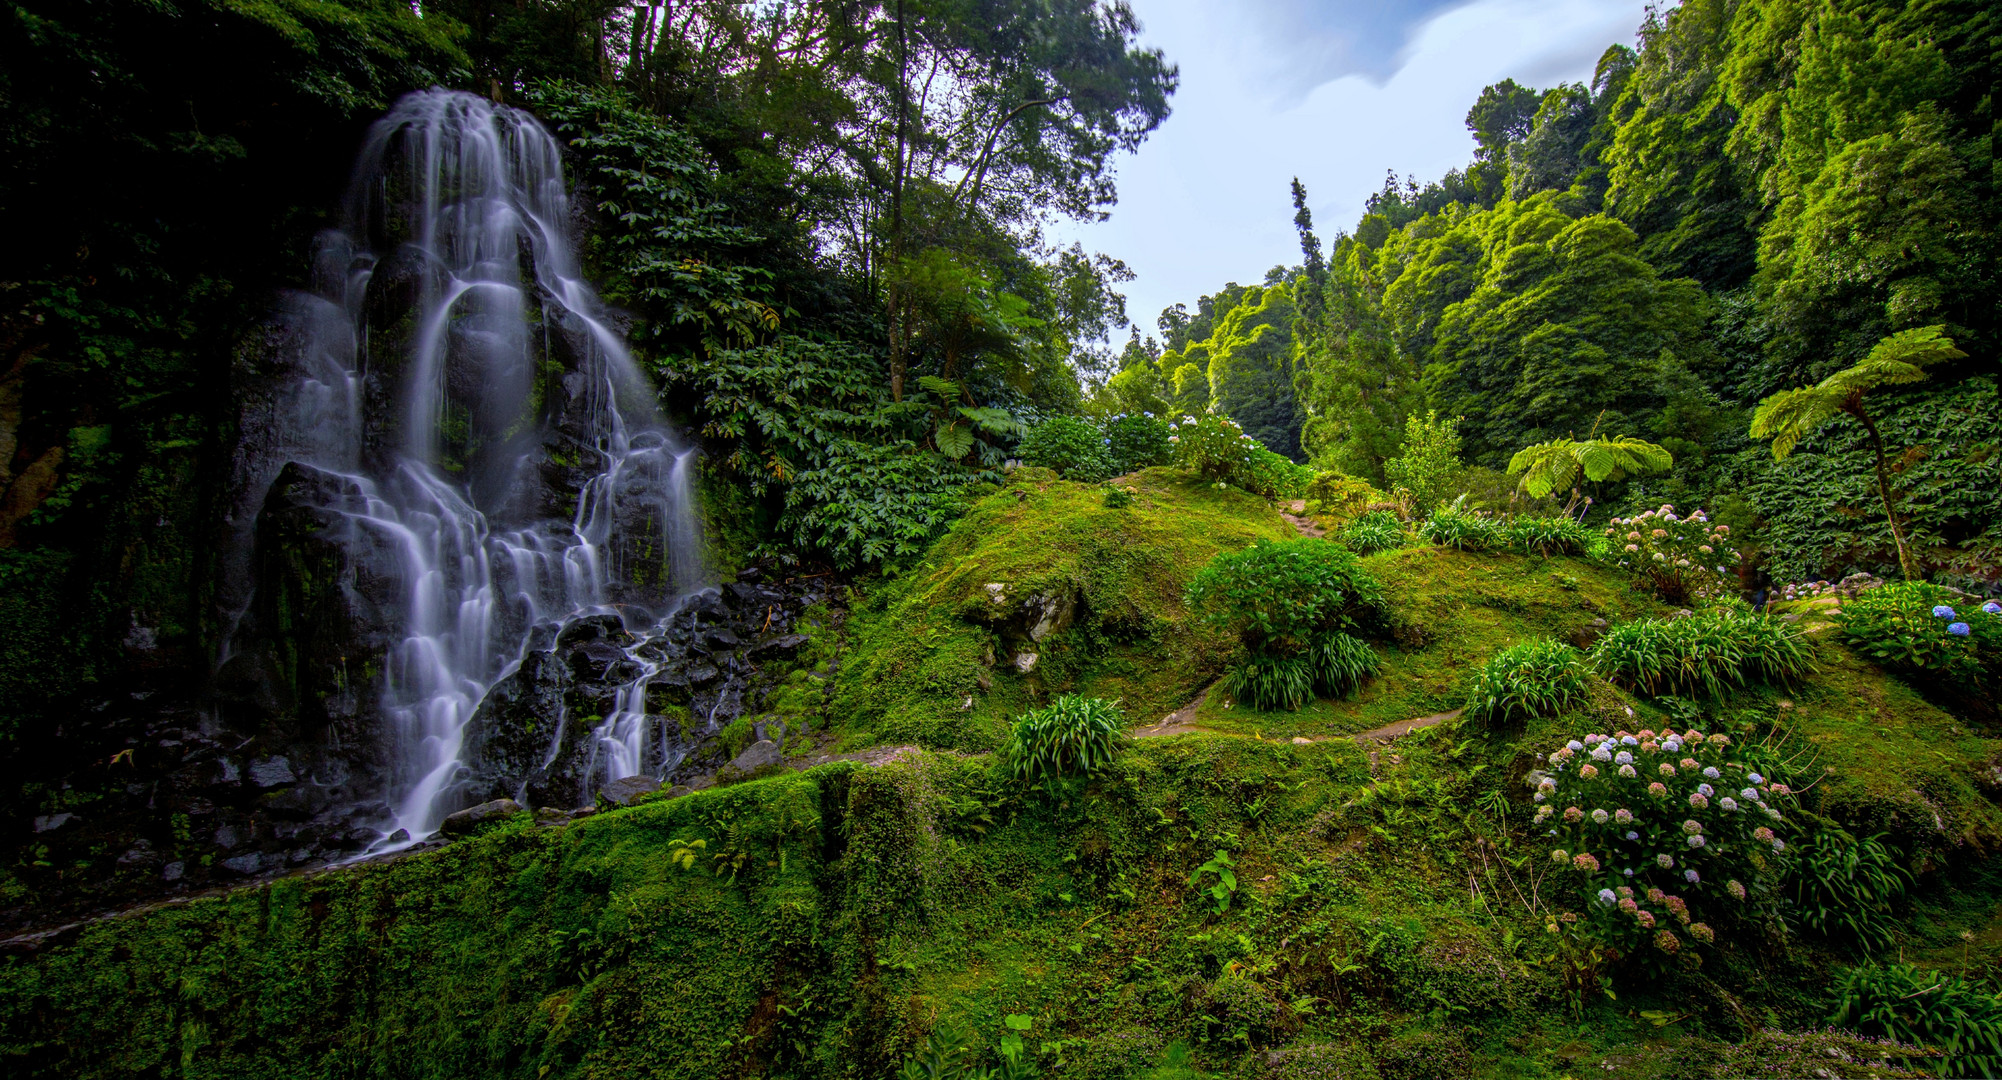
[1131,683,1463,746]
[1279,499,1325,538]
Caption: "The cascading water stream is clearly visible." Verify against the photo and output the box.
[238,89,707,846]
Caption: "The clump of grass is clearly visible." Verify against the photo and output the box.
[1829,962,2002,1078]
[1339,510,1406,555]
[1501,516,1593,557]
[1003,695,1125,787]
[1591,610,1816,697]
[1786,829,1910,953]
[1220,654,1315,712]
[1464,638,1589,724]
[1419,506,1505,551]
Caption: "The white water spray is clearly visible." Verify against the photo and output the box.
[262,89,704,844]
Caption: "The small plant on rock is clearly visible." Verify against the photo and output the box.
[1185,538,1386,710]
[1003,695,1125,789]
[1465,639,1589,725]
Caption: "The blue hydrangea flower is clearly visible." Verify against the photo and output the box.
[1625,830,1639,841]
[1933,605,1956,619]
[1597,888,1617,906]
[1984,602,2001,615]
[1949,622,1971,636]
[1685,869,1701,883]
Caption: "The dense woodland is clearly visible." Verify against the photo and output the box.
[1,1,2000,1078]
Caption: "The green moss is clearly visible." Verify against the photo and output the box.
[1193,546,1662,738]
[830,467,1294,748]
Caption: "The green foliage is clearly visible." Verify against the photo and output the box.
[1535,726,1794,961]
[1169,412,1259,485]
[1104,414,1173,474]
[1500,516,1593,558]
[777,439,983,570]
[1307,631,1381,700]
[1184,539,1385,654]
[1590,610,1816,698]
[1836,583,1997,687]
[1158,284,1303,458]
[1219,652,1316,712]
[1744,377,2001,584]
[1019,416,1116,482]
[1384,410,1464,513]
[1186,849,1238,913]
[1785,829,1909,953]
[1830,963,2002,1079]
[1507,436,1673,500]
[896,1016,1039,1080]
[1339,511,1406,556]
[1418,507,1505,552]
[1464,639,1588,724]
[1304,472,1385,528]
[1002,696,1125,789]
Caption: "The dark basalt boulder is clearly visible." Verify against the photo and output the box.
[440,798,523,837]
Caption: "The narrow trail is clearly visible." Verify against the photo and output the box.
[1278,499,1325,538]
[1132,682,1463,746]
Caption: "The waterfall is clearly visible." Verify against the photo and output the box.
[240,89,705,845]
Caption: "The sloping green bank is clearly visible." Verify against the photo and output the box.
[830,467,1293,748]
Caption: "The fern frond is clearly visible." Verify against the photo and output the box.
[1749,386,1841,460]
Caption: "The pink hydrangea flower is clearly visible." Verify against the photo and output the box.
[1637,911,1656,929]
[1572,852,1601,872]
[1689,923,1714,944]
[1726,879,1746,901]
[1648,782,1668,798]
[1564,806,1584,823]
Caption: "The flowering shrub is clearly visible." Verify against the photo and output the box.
[1535,726,1795,961]
[1104,413,1172,474]
[1019,415,1115,482]
[1186,537,1386,710]
[1168,412,1311,498]
[1590,610,1816,698]
[1170,412,1260,483]
[1465,638,1589,725]
[1599,504,1742,603]
[1838,581,2000,687]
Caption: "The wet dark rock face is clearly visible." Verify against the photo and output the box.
[458,569,832,809]
[1,563,835,934]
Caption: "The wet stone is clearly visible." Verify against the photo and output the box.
[247,756,295,788]
[599,775,660,806]
[440,798,523,837]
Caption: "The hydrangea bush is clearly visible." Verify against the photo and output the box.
[1838,581,2001,687]
[1104,413,1172,474]
[1019,415,1115,482]
[1168,412,1311,498]
[1535,726,1794,960]
[1601,504,1742,603]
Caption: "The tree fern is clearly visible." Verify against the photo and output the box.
[1507,436,1674,500]
[1748,325,1964,578]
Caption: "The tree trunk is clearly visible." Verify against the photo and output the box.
[887,0,910,402]
[1854,404,1918,580]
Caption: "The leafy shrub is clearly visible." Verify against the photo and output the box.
[779,439,983,569]
[1590,610,1816,698]
[1002,695,1125,788]
[1384,409,1463,514]
[1104,413,1172,473]
[1465,639,1589,724]
[1419,506,1505,551]
[1830,962,2002,1078]
[1599,504,1741,603]
[1220,653,1315,712]
[1535,726,1796,962]
[1786,828,1909,952]
[1340,510,1405,555]
[1186,538,1385,649]
[1187,538,1386,710]
[1019,415,1114,482]
[1240,446,1315,499]
[1838,582,2000,687]
[896,1015,1039,1080]
[1305,471,1385,527]
[1169,412,1259,483]
[1502,516,1593,557]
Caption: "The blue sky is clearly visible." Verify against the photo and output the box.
[1053,0,1654,340]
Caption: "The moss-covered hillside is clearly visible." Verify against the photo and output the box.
[6,475,2002,1080]
[827,467,1293,749]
